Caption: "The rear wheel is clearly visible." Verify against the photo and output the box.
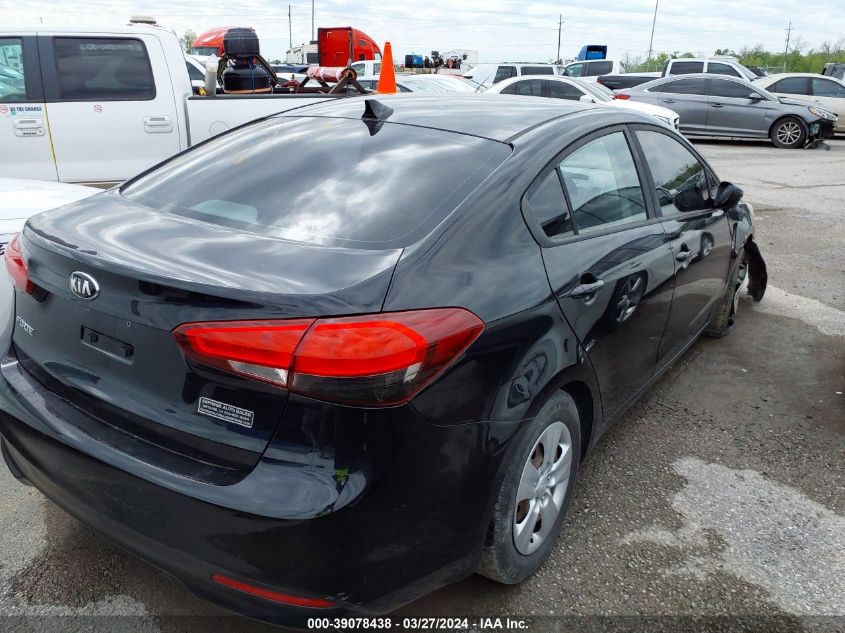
[770,117,807,149]
[478,391,581,584]
[706,249,748,338]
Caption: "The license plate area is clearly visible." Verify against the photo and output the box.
[81,327,134,363]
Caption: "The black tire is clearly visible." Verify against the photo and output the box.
[705,248,748,338]
[770,116,807,149]
[478,391,581,584]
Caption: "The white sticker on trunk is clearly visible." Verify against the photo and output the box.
[197,397,254,429]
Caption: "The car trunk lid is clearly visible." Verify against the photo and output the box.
[13,193,401,477]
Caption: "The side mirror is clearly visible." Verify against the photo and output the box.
[748,92,763,101]
[579,94,595,103]
[714,182,743,209]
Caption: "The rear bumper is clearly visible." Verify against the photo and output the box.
[0,352,519,624]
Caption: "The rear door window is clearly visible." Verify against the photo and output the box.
[709,79,754,99]
[659,78,707,95]
[53,37,155,100]
[669,61,704,75]
[524,171,574,239]
[771,77,809,95]
[508,79,544,96]
[547,80,583,100]
[122,117,512,249]
[559,132,648,234]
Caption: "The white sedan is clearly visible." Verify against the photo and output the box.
[1,178,97,344]
[486,75,681,129]
[753,73,845,133]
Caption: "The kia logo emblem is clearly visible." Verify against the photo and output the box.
[69,272,100,300]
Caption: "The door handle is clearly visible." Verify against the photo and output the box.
[662,98,676,104]
[675,249,693,262]
[12,118,45,137]
[710,103,724,108]
[565,279,605,300]
[144,115,173,133]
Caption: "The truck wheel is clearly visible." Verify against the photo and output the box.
[478,391,581,584]
[770,117,807,149]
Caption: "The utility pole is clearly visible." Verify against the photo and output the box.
[557,15,563,64]
[311,0,315,42]
[783,22,793,72]
[646,0,659,66]
[288,5,292,51]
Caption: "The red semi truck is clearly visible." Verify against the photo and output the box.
[191,26,380,66]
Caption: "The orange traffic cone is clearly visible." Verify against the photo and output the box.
[377,42,397,94]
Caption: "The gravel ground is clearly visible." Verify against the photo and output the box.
[0,138,843,633]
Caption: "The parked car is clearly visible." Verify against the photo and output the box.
[0,24,340,184]
[486,75,680,128]
[0,178,96,345]
[597,57,758,91]
[753,73,845,133]
[616,74,837,148]
[357,74,478,93]
[463,62,563,89]
[0,94,766,626]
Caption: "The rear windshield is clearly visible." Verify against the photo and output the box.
[122,116,510,249]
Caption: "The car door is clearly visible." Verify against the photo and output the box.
[705,78,768,137]
[39,32,183,183]
[526,128,676,417]
[631,126,733,367]
[810,77,845,129]
[0,33,58,181]
[652,77,709,134]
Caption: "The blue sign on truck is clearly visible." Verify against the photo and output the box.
[577,45,607,61]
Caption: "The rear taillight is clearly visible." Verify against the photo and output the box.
[4,235,34,295]
[613,93,630,100]
[173,308,483,407]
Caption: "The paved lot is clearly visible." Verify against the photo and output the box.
[1,139,843,632]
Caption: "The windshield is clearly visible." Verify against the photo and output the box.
[579,81,614,102]
[122,116,511,249]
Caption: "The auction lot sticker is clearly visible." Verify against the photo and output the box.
[197,397,254,428]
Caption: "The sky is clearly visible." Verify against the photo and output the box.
[2,0,843,64]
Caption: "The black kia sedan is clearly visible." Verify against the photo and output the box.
[0,95,765,625]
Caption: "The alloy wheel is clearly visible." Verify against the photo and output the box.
[513,421,572,556]
[776,121,802,146]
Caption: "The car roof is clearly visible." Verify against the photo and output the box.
[637,72,753,88]
[278,94,595,142]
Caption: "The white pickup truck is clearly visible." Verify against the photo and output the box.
[0,24,337,184]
